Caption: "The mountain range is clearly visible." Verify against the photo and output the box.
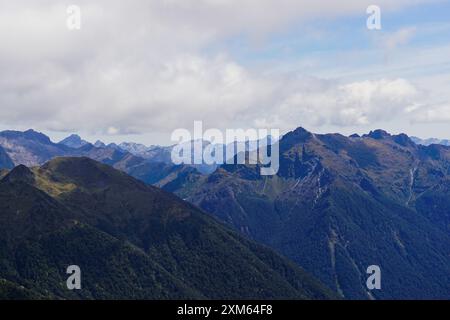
[1,128,450,299]
[411,136,450,147]
[162,128,450,299]
[0,157,335,299]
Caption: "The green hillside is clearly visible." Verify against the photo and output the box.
[0,157,336,300]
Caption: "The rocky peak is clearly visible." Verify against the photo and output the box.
[94,140,106,148]
[392,133,415,147]
[0,129,52,145]
[58,134,89,149]
[24,129,53,144]
[280,127,313,152]
[365,129,391,140]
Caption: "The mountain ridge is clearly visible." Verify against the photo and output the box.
[0,156,337,300]
[166,127,450,299]
[2,127,450,299]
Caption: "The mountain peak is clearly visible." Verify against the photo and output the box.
[392,133,415,147]
[107,143,120,149]
[285,126,312,141]
[41,156,139,190]
[65,134,81,139]
[278,126,313,152]
[363,130,415,147]
[365,129,391,140]
[58,134,89,149]
[293,126,311,135]
[118,142,150,155]
[21,129,52,144]
[94,140,106,148]
[1,164,34,184]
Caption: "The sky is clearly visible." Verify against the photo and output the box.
[0,0,450,145]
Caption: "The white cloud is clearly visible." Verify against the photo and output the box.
[410,103,450,123]
[0,0,445,140]
[269,78,420,129]
[382,27,417,50]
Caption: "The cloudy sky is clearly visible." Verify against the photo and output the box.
[1,0,450,145]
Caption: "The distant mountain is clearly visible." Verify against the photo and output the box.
[0,146,14,169]
[0,130,212,206]
[58,134,90,149]
[168,127,450,299]
[123,143,173,163]
[0,129,71,167]
[94,140,106,148]
[119,140,219,174]
[0,130,216,181]
[119,142,153,155]
[0,129,133,168]
[411,136,450,146]
[0,157,336,300]
[0,130,245,182]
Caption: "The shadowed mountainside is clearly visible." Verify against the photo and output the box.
[0,157,336,300]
